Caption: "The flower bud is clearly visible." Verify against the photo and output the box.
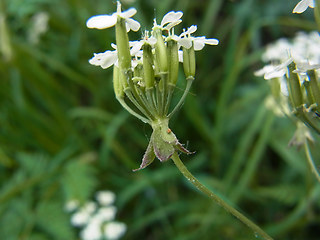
[115,17,131,88]
[307,69,320,110]
[113,66,124,98]
[182,45,195,79]
[287,62,303,108]
[143,43,155,89]
[167,39,179,86]
[153,28,168,73]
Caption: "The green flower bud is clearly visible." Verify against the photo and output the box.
[288,62,303,108]
[307,69,320,111]
[182,45,196,79]
[134,62,144,79]
[167,39,179,86]
[143,43,155,89]
[113,66,124,98]
[115,16,131,88]
[153,28,168,73]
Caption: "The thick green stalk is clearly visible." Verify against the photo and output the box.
[171,152,273,240]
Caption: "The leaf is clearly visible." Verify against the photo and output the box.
[36,201,75,240]
[60,157,97,203]
[133,139,155,171]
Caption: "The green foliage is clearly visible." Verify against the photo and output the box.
[0,0,319,239]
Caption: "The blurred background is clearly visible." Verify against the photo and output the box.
[0,0,320,239]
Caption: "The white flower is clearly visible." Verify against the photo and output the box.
[176,25,219,50]
[264,58,293,80]
[104,222,127,240]
[94,206,117,222]
[96,191,116,206]
[293,61,320,74]
[82,201,97,215]
[159,11,183,31]
[28,12,49,44]
[89,50,118,69]
[86,1,140,32]
[89,43,119,69]
[71,201,97,227]
[80,220,102,240]
[129,31,157,56]
[64,199,80,212]
[293,0,315,13]
[71,210,91,227]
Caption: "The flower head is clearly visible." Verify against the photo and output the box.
[293,0,315,14]
[86,1,140,32]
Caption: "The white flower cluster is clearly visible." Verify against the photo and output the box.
[86,2,218,70]
[255,31,320,81]
[65,191,126,240]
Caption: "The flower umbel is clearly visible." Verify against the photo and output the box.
[86,1,219,170]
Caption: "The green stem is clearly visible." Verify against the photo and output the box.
[167,77,194,118]
[116,96,150,124]
[304,140,320,183]
[171,152,273,240]
[164,84,175,114]
[125,89,153,120]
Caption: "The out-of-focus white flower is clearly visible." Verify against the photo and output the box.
[264,58,292,80]
[96,191,116,206]
[80,220,102,240]
[104,222,127,240]
[86,1,140,32]
[256,31,320,80]
[82,201,97,215]
[71,210,91,227]
[64,199,80,212]
[28,12,49,44]
[293,0,315,14]
[94,206,117,222]
[262,38,291,62]
[176,25,219,50]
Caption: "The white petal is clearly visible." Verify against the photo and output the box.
[308,0,315,8]
[178,50,183,62]
[111,43,117,49]
[204,38,219,45]
[264,67,287,79]
[160,11,183,27]
[186,25,197,35]
[130,41,143,55]
[164,20,182,31]
[89,51,118,69]
[170,35,180,41]
[179,38,192,49]
[254,65,274,77]
[193,38,205,50]
[121,8,137,18]
[86,15,117,29]
[147,36,157,45]
[126,18,141,32]
[293,0,310,13]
